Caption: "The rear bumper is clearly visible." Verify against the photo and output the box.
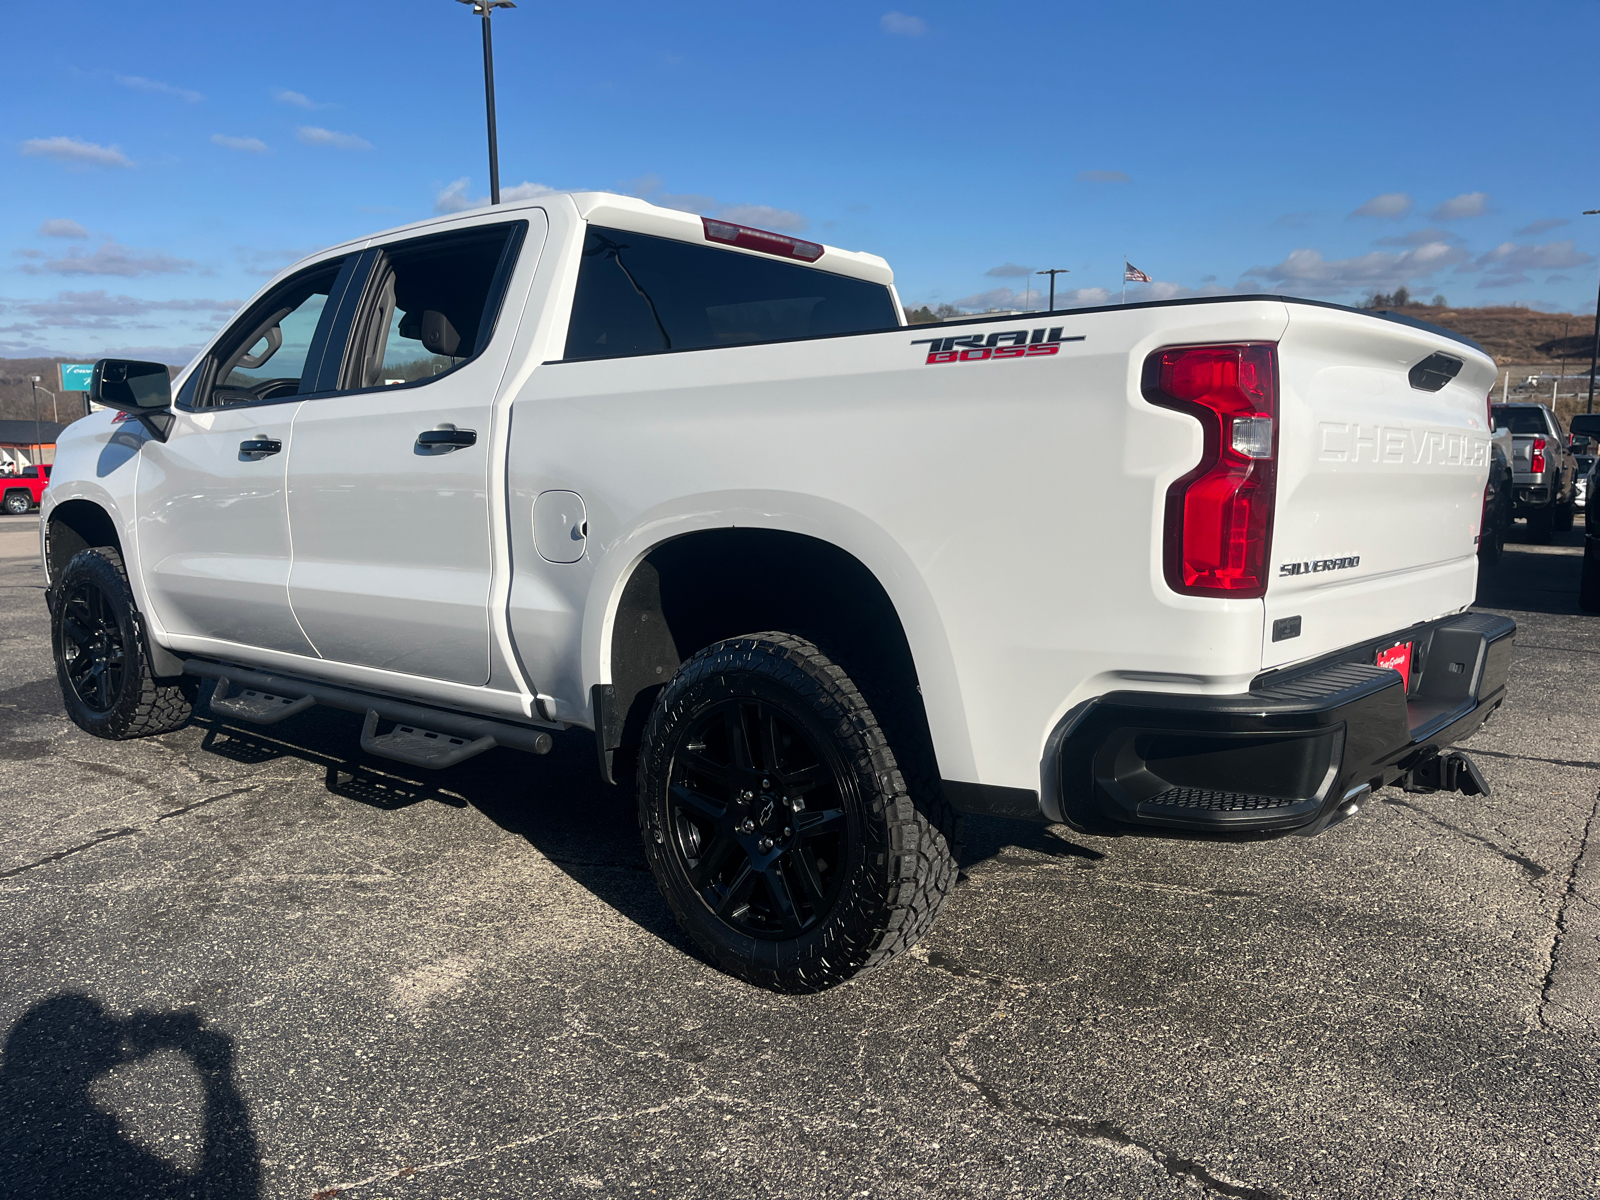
[1045,612,1515,837]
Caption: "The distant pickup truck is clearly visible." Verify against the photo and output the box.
[2,464,50,514]
[1491,402,1579,535]
[40,192,1513,990]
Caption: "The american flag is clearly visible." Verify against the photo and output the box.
[1124,262,1152,283]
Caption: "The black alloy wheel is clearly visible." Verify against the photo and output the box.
[666,696,849,940]
[51,546,196,739]
[638,632,961,992]
[59,577,128,713]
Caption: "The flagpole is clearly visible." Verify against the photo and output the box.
[1121,258,1127,306]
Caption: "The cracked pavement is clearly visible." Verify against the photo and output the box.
[1,511,1598,1199]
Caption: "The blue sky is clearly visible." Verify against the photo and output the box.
[3,0,1597,362]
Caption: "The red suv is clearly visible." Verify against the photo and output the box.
[2,464,51,514]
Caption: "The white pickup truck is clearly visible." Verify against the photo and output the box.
[42,192,1514,991]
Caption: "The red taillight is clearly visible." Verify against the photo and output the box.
[1143,343,1278,598]
[701,216,824,262]
[1531,437,1546,474]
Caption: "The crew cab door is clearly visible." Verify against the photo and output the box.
[284,216,539,686]
[135,255,361,655]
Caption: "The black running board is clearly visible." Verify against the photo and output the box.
[184,659,556,765]
[209,676,316,725]
[359,710,498,769]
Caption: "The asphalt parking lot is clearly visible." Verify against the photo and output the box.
[1,512,1597,1200]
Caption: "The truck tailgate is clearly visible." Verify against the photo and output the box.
[1264,307,1497,669]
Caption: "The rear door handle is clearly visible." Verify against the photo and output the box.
[239,438,282,460]
[416,426,477,452]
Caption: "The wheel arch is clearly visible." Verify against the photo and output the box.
[45,497,123,586]
[584,497,975,783]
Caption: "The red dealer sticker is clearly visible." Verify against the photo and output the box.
[1375,641,1413,690]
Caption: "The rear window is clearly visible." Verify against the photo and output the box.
[1492,406,1553,436]
[564,225,898,360]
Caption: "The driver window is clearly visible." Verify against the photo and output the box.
[201,261,343,408]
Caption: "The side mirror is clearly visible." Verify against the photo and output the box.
[90,359,174,441]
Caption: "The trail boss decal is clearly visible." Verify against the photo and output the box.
[911,327,1084,364]
[1279,555,1360,577]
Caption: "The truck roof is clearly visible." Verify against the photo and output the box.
[291,191,895,289]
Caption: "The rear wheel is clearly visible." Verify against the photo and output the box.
[52,547,195,739]
[637,632,960,992]
[1553,499,1576,533]
[2,491,29,515]
[1526,508,1554,541]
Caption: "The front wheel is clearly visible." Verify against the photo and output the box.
[52,547,196,739]
[637,633,960,992]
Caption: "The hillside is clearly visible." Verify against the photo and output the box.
[1388,304,1596,369]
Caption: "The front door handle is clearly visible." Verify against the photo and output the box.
[239,437,282,460]
[416,426,477,452]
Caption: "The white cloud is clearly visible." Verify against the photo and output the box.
[18,290,238,327]
[621,176,809,232]
[1248,241,1469,296]
[19,242,194,278]
[1373,227,1464,247]
[1349,192,1412,220]
[985,262,1033,278]
[1429,191,1489,221]
[1516,217,1569,237]
[1076,170,1130,184]
[880,12,927,36]
[273,88,319,108]
[115,75,203,103]
[1476,240,1592,272]
[296,126,372,151]
[38,219,88,239]
[20,137,132,168]
[434,178,558,214]
[717,204,808,232]
[1057,287,1112,307]
[211,134,269,154]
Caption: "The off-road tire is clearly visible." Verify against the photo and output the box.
[637,632,961,992]
[1478,525,1502,568]
[2,491,30,515]
[1581,540,1600,613]
[52,547,196,739]
[1553,499,1576,533]
[1526,508,1554,541]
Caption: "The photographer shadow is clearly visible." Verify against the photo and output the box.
[0,993,261,1200]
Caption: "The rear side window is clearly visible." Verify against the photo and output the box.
[564,225,897,360]
[1492,406,1555,436]
[350,223,523,390]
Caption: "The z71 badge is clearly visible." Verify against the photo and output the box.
[911,326,1084,364]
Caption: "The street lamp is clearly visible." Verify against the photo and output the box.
[456,0,516,206]
[1036,268,1069,312]
[29,375,57,423]
[1585,209,1599,414]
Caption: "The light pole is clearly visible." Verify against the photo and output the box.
[456,0,516,205]
[1036,268,1069,312]
[1585,209,1599,414]
[29,375,57,423]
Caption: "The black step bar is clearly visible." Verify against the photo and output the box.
[184,659,555,766]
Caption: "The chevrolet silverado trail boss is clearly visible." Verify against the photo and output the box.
[40,193,1513,991]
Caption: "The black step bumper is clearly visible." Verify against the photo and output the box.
[1045,612,1515,837]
